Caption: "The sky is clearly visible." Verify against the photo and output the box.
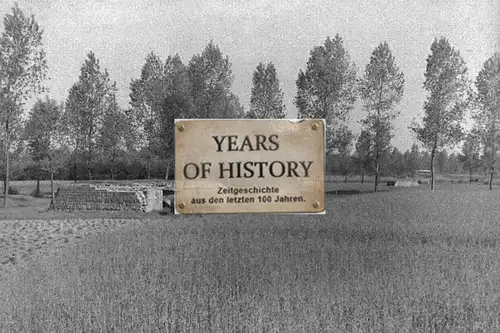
[1,0,499,152]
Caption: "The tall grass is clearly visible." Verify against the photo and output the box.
[1,186,500,332]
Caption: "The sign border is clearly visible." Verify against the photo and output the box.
[174,118,326,215]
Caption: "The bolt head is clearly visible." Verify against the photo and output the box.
[313,201,320,209]
[177,124,185,132]
[178,202,185,209]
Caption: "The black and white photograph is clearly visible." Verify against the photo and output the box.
[0,0,499,331]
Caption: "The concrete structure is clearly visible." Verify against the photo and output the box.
[395,179,420,187]
[50,183,164,212]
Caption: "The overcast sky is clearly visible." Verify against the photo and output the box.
[2,0,499,151]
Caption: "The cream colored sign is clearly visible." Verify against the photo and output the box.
[175,119,325,214]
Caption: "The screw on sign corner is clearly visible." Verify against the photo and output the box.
[311,122,319,131]
[178,202,185,210]
[312,201,320,209]
[177,123,185,132]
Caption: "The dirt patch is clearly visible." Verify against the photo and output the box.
[0,218,153,277]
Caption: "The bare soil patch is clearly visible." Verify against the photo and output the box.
[0,218,154,277]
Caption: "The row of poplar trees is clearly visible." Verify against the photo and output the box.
[1,3,500,208]
[294,35,404,193]
[296,35,500,193]
[0,4,283,206]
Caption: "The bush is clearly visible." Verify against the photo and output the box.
[7,185,19,195]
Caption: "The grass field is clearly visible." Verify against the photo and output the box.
[1,182,500,332]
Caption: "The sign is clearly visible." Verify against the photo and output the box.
[174,119,325,214]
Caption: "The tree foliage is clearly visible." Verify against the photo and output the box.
[337,131,354,182]
[64,51,117,181]
[354,129,373,182]
[24,97,61,160]
[188,41,242,119]
[404,143,421,176]
[129,51,168,155]
[295,34,358,154]
[458,132,481,182]
[0,3,47,109]
[248,62,286,119]
[388,147,405,176]
[411,37,470,190]
[360,41,404,192]
[0,3,47,206]
[473,53,500,190]
[98,98,129,180]
[24,96,62,197]
[129,52,197,179]
[160,54,194,178]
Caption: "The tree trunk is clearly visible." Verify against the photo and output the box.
[165,162,170,181]
[490,134,495,191]
[36,164,41,197]
[430,147,436,191]
[3,122,9,208]
[374,151,380,193]
[468,140,472,185]
[110,158,115,180]
[50,161,55,203]
[87,149,92,182]
[73,160,77,183]
[110,151,117,180]
[489,166,494,191]
[373,78,384,194]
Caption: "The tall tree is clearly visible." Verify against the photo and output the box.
[188,41,242,119]
[459,131,481,184]
[248,62,286,119]
[474,53,500,190]
[295,34,358,154]
[129,51,168,179]
[411,37,470,190]
[360,41,405,192]
[98,98,128,180]
[24,96,62,200]
[0,3,47,207]
[354,129,373,183]
[65,51,117,181]
[160,54,193,179]
[335,130,354,183]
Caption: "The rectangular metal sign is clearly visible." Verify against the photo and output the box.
[174,119,325,214]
